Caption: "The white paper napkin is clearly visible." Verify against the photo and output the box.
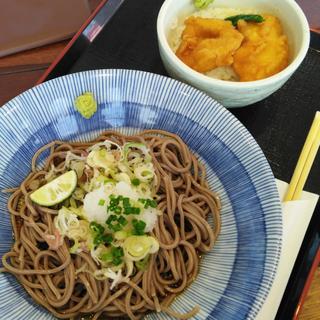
[256,179,319,320]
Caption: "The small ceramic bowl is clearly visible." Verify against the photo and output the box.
[157,0,310,108]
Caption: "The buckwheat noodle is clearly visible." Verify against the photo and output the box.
[1,130,221,320]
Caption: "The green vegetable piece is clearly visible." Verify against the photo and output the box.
[106,214,125,232]
[112,257,123,266]
[101,252,113,262]
[132,219,146,235]
[93,233,113,246]
[225,14,265,27]
[124,206,133,215]
[109,195,120,206]
[132,207,141,215]
[140,198,157,209]
[111,246,124,266]
[106,215,118,225]
[118,215,128,226]
[90,221,109,246]
[143,199,157,209]
[98,199,105,206]
[122,197,130,207]
[74,92,97,119]
[103,178,115,185]
[93,235,103,246]
[114,230,129,240]
[194,0,214,9]
[114,206,122,214]
[90,221,105,234]
[112,224,123,232]
[131,178,141,186]
[102,234,113,245]
[112,246,124,258]
[148,199,157,208]
[135,255,150,271]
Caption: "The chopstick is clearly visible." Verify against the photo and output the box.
[284,112,320,202]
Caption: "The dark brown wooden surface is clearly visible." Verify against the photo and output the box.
[0,0,100,106]
[300,266,320,319]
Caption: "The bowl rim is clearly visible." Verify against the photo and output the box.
[157,0,310,88]
[0,68,282,320]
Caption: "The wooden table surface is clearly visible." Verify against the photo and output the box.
[0,1,319,319]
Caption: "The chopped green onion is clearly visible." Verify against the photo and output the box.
[106,215,118,224]
[98,199,105,206]
[132,219,146,235]
[111,246,124,266]
[90,222,110,247]
[114,230,130,240]
[141,170,151,177]
[135,255,150,271]
[138,198,157,209]
[112,257,123,266]
[101,252,113,262]
[103,178,115,185]
[112,224,122,232]
[93,233,113,246]
[114,230,128,240]
[106,215,127,232]
[112,246,124,258]
[123,236,159,260]
[131,178,141,186]
[194,0,214,9]
[122,197,130,207]
[118,215,128,226]
[89,221,105,234]
[148,199,157,208]
[93,236,102,246]
[107,205,115,212]
[109,194,120,206]
[102,234,113,245]
[132,207,141,215]
[114,206,122,214]
[106,214,118,227]
[124,207,133,215]
[110,199,119,206]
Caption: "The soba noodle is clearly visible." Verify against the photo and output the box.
[1,130,221,320]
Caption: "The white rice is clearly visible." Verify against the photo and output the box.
[168,6,259,81]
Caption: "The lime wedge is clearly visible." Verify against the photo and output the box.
[30,170,77,206]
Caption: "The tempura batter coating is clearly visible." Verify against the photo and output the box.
[233,15,289,81]
[176,17,244,73]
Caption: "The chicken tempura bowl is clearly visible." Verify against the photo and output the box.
[157,0,310,107]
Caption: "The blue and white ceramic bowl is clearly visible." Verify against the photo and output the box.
[0,70,282,319]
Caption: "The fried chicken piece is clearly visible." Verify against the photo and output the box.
[233,15,289,81]
[176,17,244,73]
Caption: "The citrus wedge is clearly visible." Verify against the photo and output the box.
[30,170,77,206]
